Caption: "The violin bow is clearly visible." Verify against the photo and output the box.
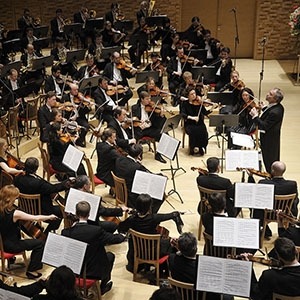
[181,49,192,72]
[130,109,135,140]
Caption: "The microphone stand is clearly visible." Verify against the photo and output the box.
[231,8,239,69]
[0,77,15,107]
[258,38,266,101]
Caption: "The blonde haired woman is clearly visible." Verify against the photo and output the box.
[0,185,57,279]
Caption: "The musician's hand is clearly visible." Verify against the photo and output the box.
[239,253,252,261]
[249,107,258,118]
[188,116,199,122]
[130,69,137,75]
[173,71,182,76]
[194,58,200,65]
[120,204,130,212]
[129,138,136,144]
[48,214,59,221]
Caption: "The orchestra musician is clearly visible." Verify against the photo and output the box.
[73,5,89,48]
[74,53,99,81]
[14,157,72,234]
[62,201,125,295]
[44,65,67,96]
[108,107,136,151]
[93,76,118,123]
[21,27,38,53]
[88,32,106,70]
[103,51,136,106]
[137,76,157,97]
[203,29,221,65]
[101,21,125,48]
[17,8,35,35]
[118,193,183,273]
[181,16,205,49]
[143,52,165,87]
[50,8,66,43]
[180,87,211,156]
[249,88,284,173]
[0,185,58,279]
[105,3,120,25]
[131,91,167,163]
[0,138,24,176]
[136,1,149,26]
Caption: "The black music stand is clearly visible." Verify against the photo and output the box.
[115,20,134,32]
[14,82,37,98]
[86,18,104,31]
[31,55,54,70]
[6,30,22,40]
[157,133,183,203]
[66,49,86,65]
[2,39,22,55]
[191,66,216,84]
[79,75,101,93]
[33,25,49,38]
[101,46,122,60]
[64,23,83,49]
[135,70,159,83]
[145,15,168,27]
[189,49,208,61]
[207,91,234,106]
[1,61,22,78]
[33,37,50,52]
[209,114,239,173]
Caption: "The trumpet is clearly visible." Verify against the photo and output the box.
[89,9,96,18]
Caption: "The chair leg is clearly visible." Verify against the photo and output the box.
[156,262,159,286]
[198,217,203,241]
[133,261,138,282]
[94,280,102,300]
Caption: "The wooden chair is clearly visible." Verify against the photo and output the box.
[18,193,42,226]
[0,111,8,141]
[82,156,105,194]
[261,193,297,247]
[203,232,234,258]
[129,228,161,286]
[273,293,300,300]
[56,199,76,229]
[19,96,39,139]
[0,170,14,188]
[138,136,156,154]
[111,171,128,207]
[168,277,201,300]
[197,186,226,240]
[0,233,27,278]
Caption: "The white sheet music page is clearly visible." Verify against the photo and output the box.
[213,217,259,249]
[225,150,259,171]
[42,233,87,275]
[235,182,274,209]
[65,188,100,221]
[196,256,252,298]
[0,288,30,300]
[132,170,167,200]
[157,133,180,160]
[231,132,255,148]
[62,144,84,172]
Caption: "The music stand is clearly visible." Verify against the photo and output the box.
[14,82,37,98]
[1,61,22,78]
[33,37,50,51]
[135,71,159,83]
[66,49,86,64]
[146,15,168,27]
[31,55,54,70]
[86,18,104,31]
[101,46,122,60]
[191,66,216,84]
[209,114,239,173]
[207,91,234,105]
[33,25,49,38]
[2,39,22,55]
[64,23,83,36]
[79,75,101,92]
[189,49,208,61]
[115,20,134,32]
[6,30,22,40]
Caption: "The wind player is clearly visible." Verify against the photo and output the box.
[50,8,65,43]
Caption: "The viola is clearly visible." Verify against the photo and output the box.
[183,95,216,107]
[191,166,209,175]
[116,59,137,71]
[231,80,245,91]
[149,86,176,98]
[278,211,300,228]
[122,117,142,128]
[106,84,128,96]
[145,101,163,114]
[6,152,25,170]
[236,167,271,179]
[56,101,75,112]
[180,54,196,64]
[227,254,282,268]
[73,93,94,107]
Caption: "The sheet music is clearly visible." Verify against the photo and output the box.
[235,183,274,209]
[42,233,87,275]
[132,170,167,200]
[225,150,259,171]
[62,144,84,172]
[0,288,30,300]
[213,217,259,249]
[65,188,100,221]
[196,256,252,298]
[231,132,255,148]
[157,133,180,160]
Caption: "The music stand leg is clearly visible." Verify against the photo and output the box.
[167,160,184,203]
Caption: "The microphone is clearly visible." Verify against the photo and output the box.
[259,36,267,46]
[229,7,236,12]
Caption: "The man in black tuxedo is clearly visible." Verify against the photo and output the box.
[44,65,64,96]
[250,88,284,173]
[37,91,57,142]
[62,201,125,295]
[14,157,71,233]
[103,51,136,106]
[108,107,136,151]
[196,157,237,217]
[50,9,65,43]
[73,6,89,48]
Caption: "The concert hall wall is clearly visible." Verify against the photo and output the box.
[0,0,299,59]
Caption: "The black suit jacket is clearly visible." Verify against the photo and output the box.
[37,105,53,142]
[14,174,67,214]
[73,12,84,24]
[166,56,191,82]
[92,87,115,121]
[62,222,124,279]
[50,18,60,40]
[108,118,131,149]
[103,62,132,86]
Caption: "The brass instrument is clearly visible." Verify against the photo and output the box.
[89,9,97,18]
[58,46,67,63]
[148,0,156,17]
[95,46,102,62]
[33,17,41,27]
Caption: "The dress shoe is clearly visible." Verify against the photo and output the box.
[101,281,113,295]
[75,140,86,147]
[193,147,199,154]
[26,271,42,279]
[155,153,167,163]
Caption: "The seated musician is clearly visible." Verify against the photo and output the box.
[246,237,300,300]
[101,21,125,48]
[0,138,24,176]
[181,16,205,49]
[74,53,99,82]
[115,144,164,212]
[62,201,125,295]
[72,174,128,233]
[47,122,87,177]
[143,53,165,88]
[103,51,136,106]
[196,157,237,217]
[128,16,149,68]
[88,32,107,71]
[44,65,67,96]
[181,87,211,156]
[21,27,38,53]
[213,47,233,91]
[0,185,58,279]
[96,128,121,187]
[93,76,118,123]
[37,91,58,143]
[118,193,183,273]
[108,107,136,151]
[14,157,71,234]
[167,46,192,106]
[131,91,166,163]
[61,83,91,147]
[203,29,221,65]
[168,232,198,283]
[163,33,180,64]
[137,76,157,97]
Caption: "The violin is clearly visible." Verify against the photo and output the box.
[145,101,163,114]
[180,54,196,64]
[191,166,209,175]
[57,101,75,112]
[182,95,216,107]
[122,117,142,128]
[227,254,282,268]
[6,152,25,170]
[106,84,128,96]
[236,167,271,179]
[116,59,137,71]
[73,93,94,107]
[231,80,245,91]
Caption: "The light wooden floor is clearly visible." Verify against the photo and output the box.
[9,58,300,299]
